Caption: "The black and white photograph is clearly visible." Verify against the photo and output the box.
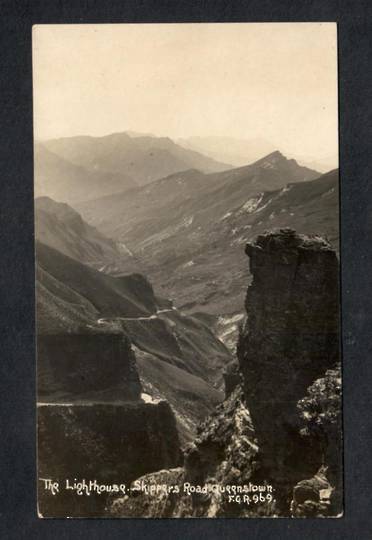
[33,22,341,518]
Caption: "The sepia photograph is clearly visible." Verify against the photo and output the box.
[33,22,341,518]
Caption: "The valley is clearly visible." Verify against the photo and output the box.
[35,133,340,517]
[36,224,231,445]
[32,22,341,520]
[76,150,338,319]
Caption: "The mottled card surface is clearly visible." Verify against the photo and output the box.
[33,23,341,518]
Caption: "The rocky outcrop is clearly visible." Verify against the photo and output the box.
[38,333,142,402]
[109,467,188,518]
[290,470,331,517]
[109,386,267,518]
[37,332,183,517]
[107,229,342,518]
[181,386,262,517]
[223,361,241,397]
[38,400,182,517]
[238,229,340,511]
[292,365,342,516]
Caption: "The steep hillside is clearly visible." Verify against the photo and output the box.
[36,242,231,440]
[38,332,142,403]
[36,262,98,334]
[135,347,222,443]
[35,196,137,273]
[38,400,182,517]
[78,151,318,237]
[43,132,230,187]
[77,153,330,315]
[165,168,338,316]
[34,143,136,203]
[36,241,157,320]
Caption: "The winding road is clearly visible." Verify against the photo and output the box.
[96,307,176,325]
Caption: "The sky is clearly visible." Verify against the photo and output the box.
[33,23,338,161]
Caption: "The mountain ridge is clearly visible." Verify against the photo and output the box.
[41,131,231,190]
[34,143,137,204]
[76,159,337,315]
[178,135,337,173]
[35,196,138,273]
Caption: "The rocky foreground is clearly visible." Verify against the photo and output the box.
[109,229,342,518]
[37,332,182,517]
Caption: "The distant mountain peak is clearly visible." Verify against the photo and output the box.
[266,150,285,160]
[249,151,320,176]
[254,150,286,166]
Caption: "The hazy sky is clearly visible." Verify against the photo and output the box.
[33,23,338,160]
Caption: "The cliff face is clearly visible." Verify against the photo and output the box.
[37,332,182,517]
[238,229,340,510]
[38,333,142,402]
[109,386,264,518]
[109,230,341,518]
[38,400,182,517]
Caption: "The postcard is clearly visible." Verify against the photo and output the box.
[33,22,341,518]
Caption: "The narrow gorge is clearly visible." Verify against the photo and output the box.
[109,230,341,518]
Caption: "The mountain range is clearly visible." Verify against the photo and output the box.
[35,127,340,518]
[34,143,136,204]
[35,132,230,204]
[77,151,337,317]
[178,135,338,173]
[35,139,339,442]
